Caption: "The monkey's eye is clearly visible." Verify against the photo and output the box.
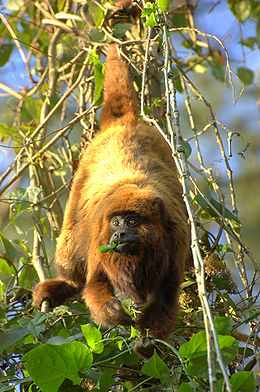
[128,218,137,226]
[112,218,120,227]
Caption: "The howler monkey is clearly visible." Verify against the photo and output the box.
[33,44,191,357]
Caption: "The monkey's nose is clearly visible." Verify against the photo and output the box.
[112,231,126,242]
[115,232,126,238]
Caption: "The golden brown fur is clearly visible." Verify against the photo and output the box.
[33,44,190,356]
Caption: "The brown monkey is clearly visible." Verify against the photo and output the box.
[33,44,190,357]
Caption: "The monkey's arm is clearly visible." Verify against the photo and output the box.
[83,267,133,328]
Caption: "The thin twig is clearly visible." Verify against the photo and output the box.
[0,12,27,63]
[169,26,244,103]
[169,41,238,217]
[0,52,91,190]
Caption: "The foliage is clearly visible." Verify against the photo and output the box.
[98,242,117,254]
[0,0,259,391]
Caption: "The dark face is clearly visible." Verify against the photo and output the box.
[109,214,140,254]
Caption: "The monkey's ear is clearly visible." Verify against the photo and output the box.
[152,197,173,227]
[152,197,166,217]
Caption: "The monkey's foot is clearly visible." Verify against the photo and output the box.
[134,336,156,359]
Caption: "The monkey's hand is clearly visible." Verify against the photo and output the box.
[100,298,134,328]
[32,279,80,308]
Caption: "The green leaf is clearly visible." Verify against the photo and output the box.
[0,258,15,275]
[23,96,43,122]
[208,59,225,82]
[217,378,225,392]
[0,328,29,353]
[214,317,233,335]
[18,314,47,336]
[141,351,170,381]
[194,191,240,224]
[0,123,19,141]
[23,342,93,392]
[152,97,164,107]
[193,63,207,74]
[183,141,192,159]
[57,0,66,12]
[240,37,257,50]
[0,43,13,67]
[177,382,193,392]
[257,21,260,48]
[92,373,114,391]
[251,2,260,20]
[213,276,232,291]
[141,3,156,17]
[89,28,106,43]
[179,332,238,378]
[172,13,188,28]
[0,232,17,260]
[112,23,133,39]
[93,58,104,103]
[6,187,27,215]
[194,190,211,209]
[179,331,207,359]
[171,67,183,93]
[98,242,117,253]
[237,346,254,358]
[141,9,152,18]
[123,381,132,391]
[6,186,42,217]
[228,0,251,22]
[9,210,24,235]
[84,369,105,385]
[157,0,170,12]
[145,12,158,28]
[237,67,254,85]
[23,185,42,203]
[87,0,104,27]
[18,263,38,289]
[6,0,24,10]
[130,326,139,339]
[81,325,104,354]
[0,303,7,323]
[180,279,196,289]
[58,378,85,391]
[231,371,255,392]
[217,335,238,365]
[47,336,69,345]
[222,293,238,313]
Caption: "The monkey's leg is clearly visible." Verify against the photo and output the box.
[83,269,133,328]
[135,280,180,340]
[134,281,180,359]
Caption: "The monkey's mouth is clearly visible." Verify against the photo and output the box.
[113,241,137,254]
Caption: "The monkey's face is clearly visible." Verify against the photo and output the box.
[97,187,167,259]
[109,214,140,254]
